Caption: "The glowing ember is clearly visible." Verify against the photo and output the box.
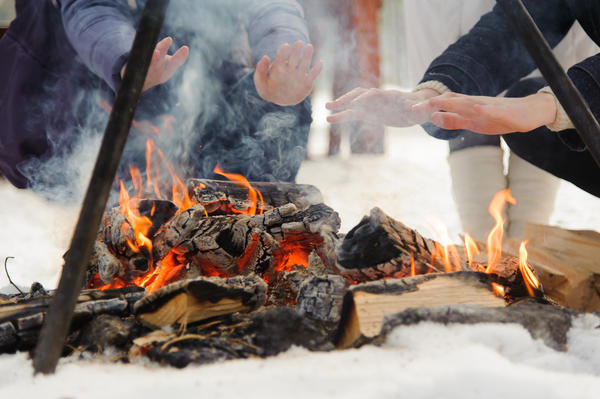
[410,253,415,277]
[519,240,541,297]
[485,189,516,273]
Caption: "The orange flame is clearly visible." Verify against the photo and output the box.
[491,282,505,297]
[485,189,516,273]
[119,181,153,255]
[432,242,461,273]
[464,233,480,265]
[410,253,415,277]
[519,240,540,297]
[214,165,264,215]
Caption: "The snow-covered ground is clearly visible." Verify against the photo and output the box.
[2,93,600,397]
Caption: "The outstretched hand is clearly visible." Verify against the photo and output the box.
[121,36,189,93]
[254,41,323,106]
[326,88,439,127]
[412,92,557,134]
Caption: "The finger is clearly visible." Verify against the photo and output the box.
[411,99,439,115]
[289,41,304,69]
[304,60,323,87]
[254,55,270,86]
[272,43,292,70]
[163,46,190,80]
[326,88,368,110]
[430,111,473,130]
[298,44,314,73]
[155,37,173,58]
[327,109,362,124]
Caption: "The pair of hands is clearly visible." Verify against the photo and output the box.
[123,37,322,107]
[326,87,558,135]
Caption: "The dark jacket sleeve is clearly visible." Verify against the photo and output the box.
[59,0,136,92]
[243,0,310,65]
[420,0,575,97]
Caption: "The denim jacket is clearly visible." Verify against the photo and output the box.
[420,0,600,146]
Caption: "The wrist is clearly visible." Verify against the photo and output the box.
[532,92,558,127]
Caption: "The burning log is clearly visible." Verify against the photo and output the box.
[133,275,267,329]
[152,207,279,278]
[336,208,466,282]
[336,272,507,348]
[188,179,323,212]
[503,223,600,312]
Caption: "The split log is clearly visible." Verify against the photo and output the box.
[336,272,506,348]
[336,208,467,282]
[188,179,323,212]
[503,223,600,312]
[133,275,267,329]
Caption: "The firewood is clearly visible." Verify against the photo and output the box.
[188,179,323,211]
[133,275,267,329]
[336,272,506,348]
[336,208,467,282]
[503,223,600,312]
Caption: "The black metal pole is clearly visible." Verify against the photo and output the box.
[33,0,170,374]
[496,0,600,168]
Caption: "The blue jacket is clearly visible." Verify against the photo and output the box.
[0,0,310,188]
[420,0,600,148]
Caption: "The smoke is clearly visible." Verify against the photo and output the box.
[19,0,316,205]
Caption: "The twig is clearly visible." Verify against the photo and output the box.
[4,256,24,295]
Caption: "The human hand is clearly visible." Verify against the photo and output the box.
[326,88,439,127]
[121,36,189,92]
[412,92,557,134]
[253,41,323,106]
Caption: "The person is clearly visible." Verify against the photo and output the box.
[327,1,600,214]
[0,0,322,198]
[402,0,598,240]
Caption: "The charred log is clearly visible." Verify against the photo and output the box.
[188,179,323,212]
[336,208,461,282]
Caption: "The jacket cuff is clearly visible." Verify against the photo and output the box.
[538,86,575,132]
[413,80,450,95]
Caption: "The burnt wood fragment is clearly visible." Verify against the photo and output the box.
[77,314,135,349]
[0,322,17,351]
[296,275,347,323]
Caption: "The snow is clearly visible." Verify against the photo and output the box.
[2,92,600,397]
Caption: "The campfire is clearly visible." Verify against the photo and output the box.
[1,137,593,368]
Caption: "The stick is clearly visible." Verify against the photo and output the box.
[3,257,23,295]
[496,0,600,168]
[32,0,170,374]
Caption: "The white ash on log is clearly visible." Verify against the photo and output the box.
[296,274,347,323]
[188,179,323,212]
[336,272,507,348]
[133,275,267,329]
[87,241,124,285]
[336,207,466,282]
